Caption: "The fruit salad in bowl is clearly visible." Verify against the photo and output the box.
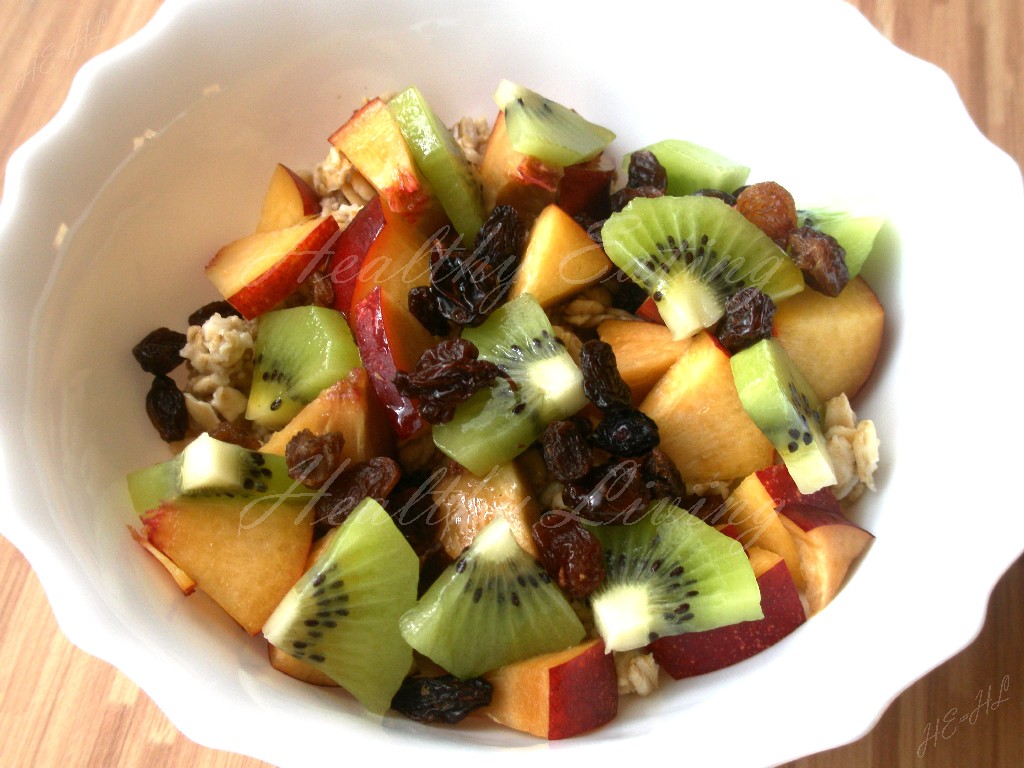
[125,78,886,738]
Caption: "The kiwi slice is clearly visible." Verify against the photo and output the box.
[246,306,361,429]
[629,139,750,197]
[126,432,296,513]
[262,498,419,714]
[388,86,485,242]
[601,195,805,340]
[731,338,836,494]
[493,79,615,167]
[399,516,586,679]
[431,294,587,476]
[587,502,763,653]
[799,208,885,278]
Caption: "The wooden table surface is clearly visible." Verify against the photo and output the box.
[0,1,1020,766]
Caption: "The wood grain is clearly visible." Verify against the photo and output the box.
[0,1,1020,766]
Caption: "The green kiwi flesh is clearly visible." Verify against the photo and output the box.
[493,79,615,167]
[431,293,587,476]
[629,139,750,197]
[246,306,361,429]
[399,516,586,679]
[587,501,763,652]
[388,86,485,242]
[799,208,885,278]
[126,432,296,514]
[601,195,805,340]
[262,498,419,714]
[731,338,836,494]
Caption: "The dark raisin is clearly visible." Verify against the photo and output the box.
[579,339,632,412]
[610,184,664,213]
[692,188,738,206]
[625,150,668,192]
[715,287,776,354]
[407,285,451,337]
[387,478,442,558]
[541,420,593,483]
[609,150,668,213]
[285,429,347,489]
[563,459,650,524]
[473,204,525,286]
[600,267,648,313]
[132,328,187,375]
[187,300,241,327]
[573,214,605,247]
[786,226,849,297]
[315,457,401,528]
[561,167,613,222]
[642,448,687,503]
[207,421,261,450]
[394,338,512,424]
[531,511,605,599]
[735,181,798,245]
[590,409,660,457]
[687,494,729,525]
[428,206,526,327]
[391,674,492,724]
[145,375,188,442]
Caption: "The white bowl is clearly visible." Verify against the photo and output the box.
[1,1,1022,766]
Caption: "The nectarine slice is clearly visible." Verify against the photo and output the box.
[329,98,439,226]
[773,275,885,401]
[205,215,340,319]
[259,367,392,460]
[510,203,611,308]
[484,639,617,739]
[778,504,874,615]
[639,331,774,485]
[142,498,312,635]
[255,163,319,234]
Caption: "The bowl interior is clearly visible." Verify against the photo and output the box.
[4,1,1024,766]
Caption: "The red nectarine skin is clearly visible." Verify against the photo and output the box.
[651,560,806,679]
[779,503,853,534]
[557,159,614,218]
[328,197,386,315]
[755,464,842,520]
[351,287,425,440]
[547,640,618,739]
[635,297,663,324]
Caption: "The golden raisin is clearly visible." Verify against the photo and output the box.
[735,181,798,245]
